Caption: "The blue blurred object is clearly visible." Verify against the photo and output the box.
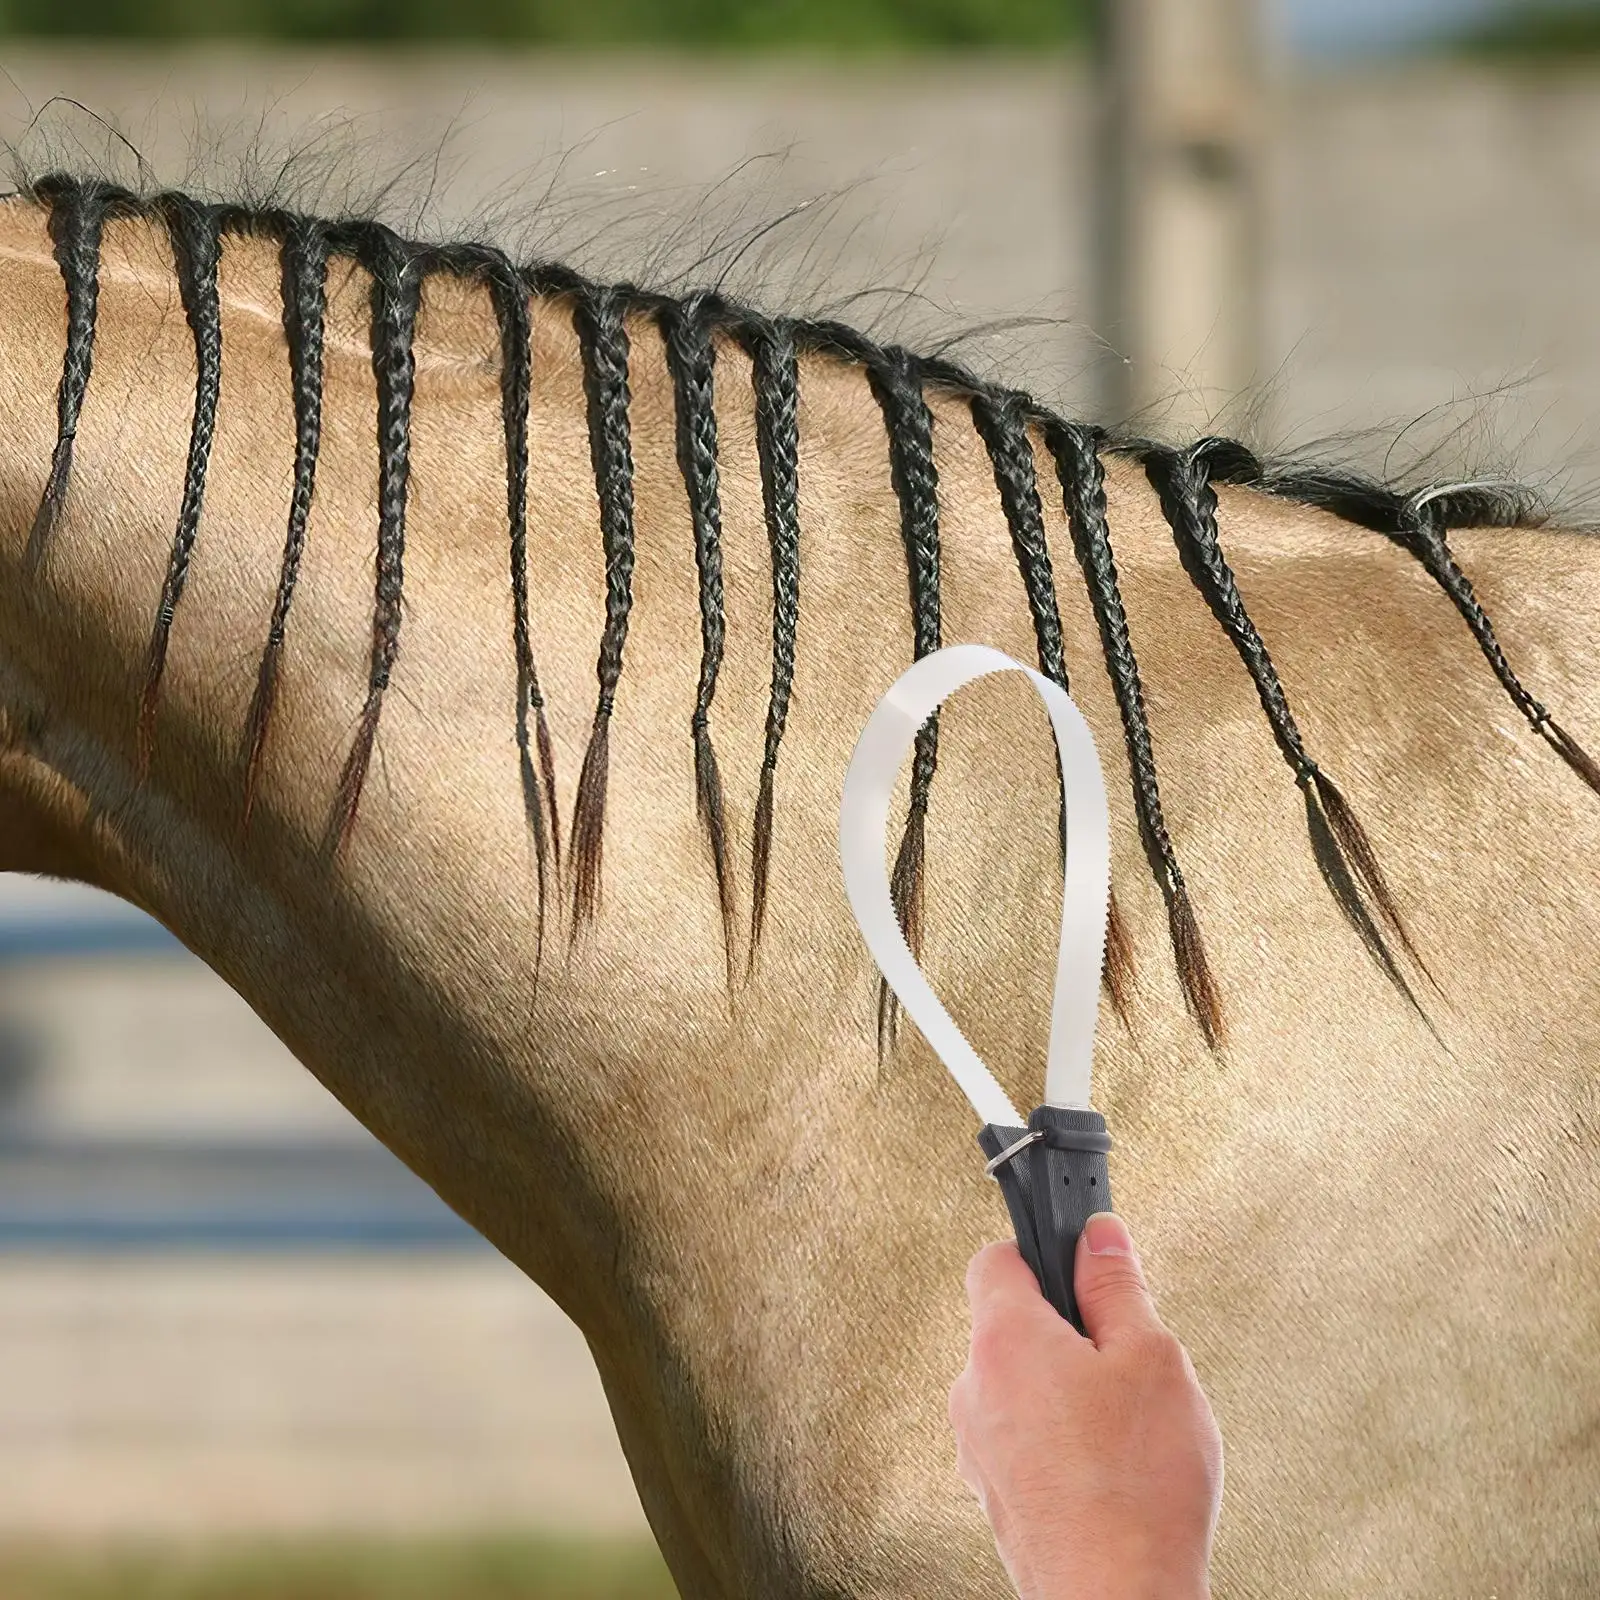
[0,878,182,961]
[0,878,484,1251]
[0,913,181,961]
[0,1133,487,1251]
[1285,0,1504,57]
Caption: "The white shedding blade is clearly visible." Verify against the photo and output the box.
[838,645,1112,1124]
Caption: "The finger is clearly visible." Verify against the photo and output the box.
[964,1239,1063,1324]
[1074,1211,1166,1346]
[953,1440,988,1514]
[946,1364,971,1432]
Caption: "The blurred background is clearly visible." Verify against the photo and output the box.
[2,1,1599,1595]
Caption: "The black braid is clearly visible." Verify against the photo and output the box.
[28,177,133,568]
[1141,440,1435,1018]
[423,242,568,949]
[24,174,1597,1055]
[797,326,1164,1033]
[969,389,1066,681]
[457,250,559,988]
[1047,421,1223,1047]
[567,283,637,931]
[659,292,739,986]
[736,317,801,971]
[242,214,328,837]
[1220,459,1600,804]
[328,224,420,857]
[967,387,1138,1024]
[137,193,224,778]
[1399,497,1600,798]
[863,345,942,1054]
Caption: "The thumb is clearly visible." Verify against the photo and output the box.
[1074,1211,1164,1347]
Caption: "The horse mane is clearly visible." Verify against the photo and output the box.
[19,170,1600,1052]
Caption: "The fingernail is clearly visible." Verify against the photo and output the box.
[1085,1212,1133,1258]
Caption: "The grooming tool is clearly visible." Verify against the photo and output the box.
[839,645,1114,1332]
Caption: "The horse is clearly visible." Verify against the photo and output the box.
[2,173,1597,1598]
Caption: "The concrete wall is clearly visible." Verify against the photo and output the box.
[0,50,1595,479]
[0,891,649,1536]
[0,1259,645,1537]
[2,48,1599,1537]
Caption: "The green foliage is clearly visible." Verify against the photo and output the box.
[1454,2,1600,57]
[0,1536,679,1599]
[0,0,1089,47]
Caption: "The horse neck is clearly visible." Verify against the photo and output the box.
[0,186,1030,1535]
[0,199,710,1306]
[21,184,1568,1597]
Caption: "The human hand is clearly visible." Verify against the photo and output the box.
[947,1213,1223,1600]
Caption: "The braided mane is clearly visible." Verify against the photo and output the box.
[24,172,1598,1050]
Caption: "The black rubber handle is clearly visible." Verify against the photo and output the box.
[976,1105,1113,1333]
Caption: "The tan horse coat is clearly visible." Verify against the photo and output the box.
[0,198,1595,1597]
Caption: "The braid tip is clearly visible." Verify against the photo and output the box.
[1538,714,1600,799]
[239,635,287,843]
[1307,767,1437,992]
[26,436,74,570]
[569,703,613,937]
[1102,888,1137,1028]
[746,760,779,985]
[534,703,563,882]
[1164,876,1226,1052]
[692,721,738,994]
[878,798,929,1054]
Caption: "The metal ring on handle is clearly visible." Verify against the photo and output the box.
[982,1128,1044,1177]
[837,645,1112,1125]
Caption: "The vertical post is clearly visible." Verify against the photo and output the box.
[1091,0,1267,433]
